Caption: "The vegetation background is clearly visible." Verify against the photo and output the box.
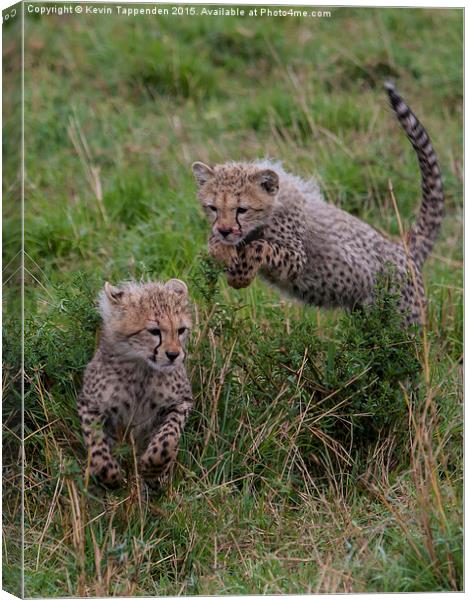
[3,4,463,596]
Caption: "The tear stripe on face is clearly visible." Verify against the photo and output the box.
[153,333,162,355]
[235,212,242,233]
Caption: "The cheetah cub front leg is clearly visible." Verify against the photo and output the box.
[139,401,192,487]
[77,397,122,487]
[208,234,268,289]
[226,240,268,289]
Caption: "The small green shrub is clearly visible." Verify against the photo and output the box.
[24,272,100,398]
[183,264,421,485]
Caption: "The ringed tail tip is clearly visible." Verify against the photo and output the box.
[384,81,402,110]
[383,81,444,268]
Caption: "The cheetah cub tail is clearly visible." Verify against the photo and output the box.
[385,82,444,268]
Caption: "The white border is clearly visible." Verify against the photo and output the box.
[0,1,465,599]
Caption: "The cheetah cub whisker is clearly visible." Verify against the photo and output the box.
[192,84,444,326]
[77,279,193,488]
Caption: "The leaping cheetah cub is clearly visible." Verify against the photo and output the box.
[192,84,444,325]
[77,279,193,488]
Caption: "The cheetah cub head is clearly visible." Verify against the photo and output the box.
[99,279,192,371]
[192,162,279,245]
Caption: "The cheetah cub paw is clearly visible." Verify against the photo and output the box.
[227,240,268,289]
[88,453,122,488]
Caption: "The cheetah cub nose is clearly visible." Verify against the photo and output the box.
[166,351,180,362]
[218,228,232,238]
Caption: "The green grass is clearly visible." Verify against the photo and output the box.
[3,5,462,596]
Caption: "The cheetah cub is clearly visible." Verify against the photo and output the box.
[77,279,193,488]
[192,84,444,325]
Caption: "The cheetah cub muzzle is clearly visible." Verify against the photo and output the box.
[192,84,444,326]
[77,279,193,488]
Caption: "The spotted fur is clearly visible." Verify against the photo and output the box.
[77,279,193,488]
[192,84,444,325]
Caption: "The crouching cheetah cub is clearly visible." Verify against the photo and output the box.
[192,84,444,325]
[77,279,193,488]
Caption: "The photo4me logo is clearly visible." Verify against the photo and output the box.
[25,3,332,19]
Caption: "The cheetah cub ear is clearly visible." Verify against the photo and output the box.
[100,282,127,320]
[252,169,279,196]
[192,162,214,188]
[165,278,188,296]
[104,282,125,304]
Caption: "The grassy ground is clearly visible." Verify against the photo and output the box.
[3,5,463,596]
